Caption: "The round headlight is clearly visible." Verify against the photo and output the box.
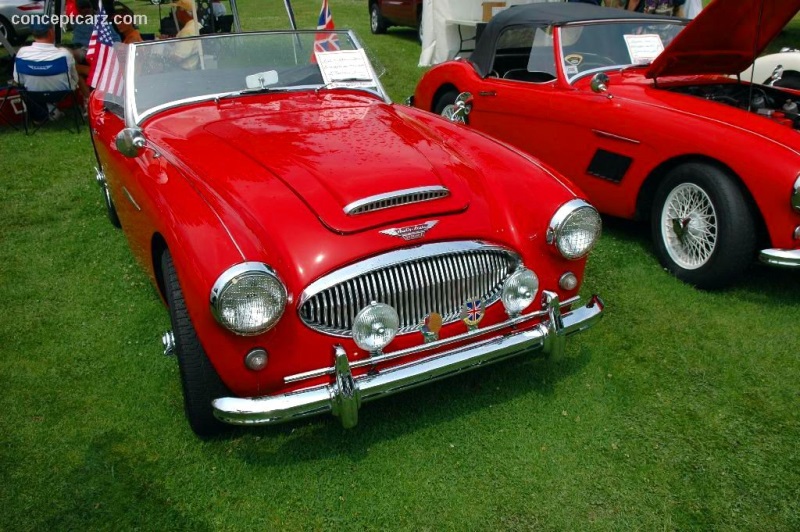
[210,262,287,336]
[548,199,602,260]
[352,302,399,353]
[502,268,539,317]
[792,175,800,211]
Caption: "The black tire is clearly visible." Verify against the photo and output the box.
[101,183,121,228]
[370,3,387,34]
[161,251,231,438]
[0,17,17,45]
[650,163,756,289]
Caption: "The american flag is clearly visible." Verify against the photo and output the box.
[314,0,340,53]
[86,5,124,96]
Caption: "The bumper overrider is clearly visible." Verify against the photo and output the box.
[212,291,604,428]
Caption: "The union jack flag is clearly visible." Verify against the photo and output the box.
[463,299,484,326]
[314,0,340,53]
[86,5,123,96]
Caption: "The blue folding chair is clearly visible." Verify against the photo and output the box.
[14,56,84,134]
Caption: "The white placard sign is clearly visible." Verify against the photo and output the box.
[315,49,376,89]
[623,34,665,65]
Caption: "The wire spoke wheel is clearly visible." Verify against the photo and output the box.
[661,183,717,270]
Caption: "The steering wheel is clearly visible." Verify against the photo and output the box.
[573,52,617,70]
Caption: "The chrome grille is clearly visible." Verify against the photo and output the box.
[299,242,519,337]
[344,186,450,215]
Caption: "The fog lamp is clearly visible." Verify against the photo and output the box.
[502,268,539,317]
[244,348,268,371]
[352,302,399,353]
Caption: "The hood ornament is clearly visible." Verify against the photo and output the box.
[380,220,438,241]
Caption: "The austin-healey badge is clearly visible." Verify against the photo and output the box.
[461,298,484,331]
[421,312,442,343]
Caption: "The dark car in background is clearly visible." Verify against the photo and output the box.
[369,0,421,38]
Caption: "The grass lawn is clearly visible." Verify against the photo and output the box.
[1,0,799,529]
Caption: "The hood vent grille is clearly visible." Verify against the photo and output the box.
[345,186,450,215]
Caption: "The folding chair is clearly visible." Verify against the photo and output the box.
[14,56,84,135]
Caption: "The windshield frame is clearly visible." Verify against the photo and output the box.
[556,18,687,85]
[123,29,390,127]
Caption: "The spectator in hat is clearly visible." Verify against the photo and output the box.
[626,0,686,16]
[13,19,80,123]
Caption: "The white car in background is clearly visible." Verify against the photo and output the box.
[0,0,43,44]
[744,49,800,89]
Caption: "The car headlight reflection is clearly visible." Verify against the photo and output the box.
[352,302,399,353]
[210,262,287,336]
[502,268,539,317]
[547,199,602,259]
[792,174,800,212]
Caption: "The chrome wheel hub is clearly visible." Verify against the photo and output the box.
[661,183,717,270]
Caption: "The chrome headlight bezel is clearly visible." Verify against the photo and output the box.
[547,199,602,260]
[792,174,800,212]
[210,262,287,336]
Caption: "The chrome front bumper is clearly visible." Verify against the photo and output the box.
[212,292,604,428]
[759,248,800,268]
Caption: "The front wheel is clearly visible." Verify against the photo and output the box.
[0,17,18,45]
[162,251,231,438]
[370,3,387,34]
[651,163,757,289]
[433,90,464,123]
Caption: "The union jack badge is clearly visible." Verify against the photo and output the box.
[421,312,442,343]
[461,298,484,331]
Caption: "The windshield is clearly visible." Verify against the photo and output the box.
[127,30,387,124]
[558,21,685,82]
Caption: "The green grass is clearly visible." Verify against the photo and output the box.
[1,1,799,529]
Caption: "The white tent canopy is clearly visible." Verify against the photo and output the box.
[419,0,564,67]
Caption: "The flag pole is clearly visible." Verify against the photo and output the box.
[283,0,298,30]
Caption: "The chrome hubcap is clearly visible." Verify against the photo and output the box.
[371,10,378,31]
[661,183,717,270]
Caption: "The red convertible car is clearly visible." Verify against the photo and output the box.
[89,30,603,437]
[414,0,800,289]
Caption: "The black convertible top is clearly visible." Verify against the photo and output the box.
[470,3,678,76]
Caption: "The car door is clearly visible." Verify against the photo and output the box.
[467,25,647,217]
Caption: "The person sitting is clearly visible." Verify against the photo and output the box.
[13,19,81,124]
[169,0,203,69]
[113,7,143,44]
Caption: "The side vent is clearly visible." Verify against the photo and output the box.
[586,149,632,184]
[344,186,449,215]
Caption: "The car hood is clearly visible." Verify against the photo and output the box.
[647,0,800,79]
[196,94,471,234]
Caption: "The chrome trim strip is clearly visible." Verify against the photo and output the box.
[285,295,581,384]
[212,294,604,427]
[122,186,140,211]
[592,129,641,145]
[344,186,450,215]
[759,249,800,268]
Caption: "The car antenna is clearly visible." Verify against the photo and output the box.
[746,0,766,112]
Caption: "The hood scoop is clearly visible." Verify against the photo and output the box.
[344,186,450,216]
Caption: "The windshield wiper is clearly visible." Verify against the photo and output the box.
[315,78,376,93]
[214,86,289,104]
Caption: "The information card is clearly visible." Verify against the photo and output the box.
[315,49,377,89]
[623,34,665,65]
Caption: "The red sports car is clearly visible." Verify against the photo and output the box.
[90,30,603,437]
[413,0,800,289]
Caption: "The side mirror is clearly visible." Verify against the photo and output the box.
[590,73,610,96]
[446,92,473,124]
[115,127,147,158]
